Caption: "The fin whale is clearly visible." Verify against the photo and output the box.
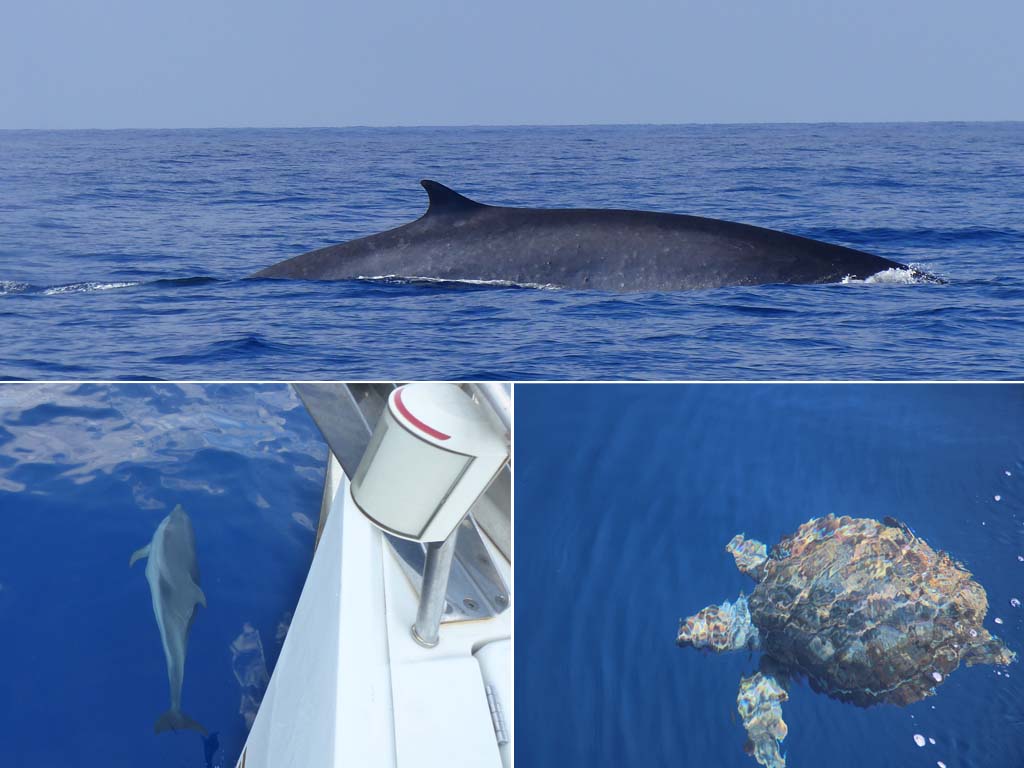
[131,504,208,736]
[250,180,913,291]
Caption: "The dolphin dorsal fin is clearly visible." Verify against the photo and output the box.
[420,180,484,215]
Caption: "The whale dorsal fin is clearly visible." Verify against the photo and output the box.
[420,180,485,215]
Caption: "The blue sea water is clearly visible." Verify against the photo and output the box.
[515,384,1024,768]
[0,384,327,767]
[1,123,1023,381]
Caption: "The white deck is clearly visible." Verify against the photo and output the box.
[236,455,512,767]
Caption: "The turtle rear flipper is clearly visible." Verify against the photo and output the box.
[963,629,1017,667]
[737,672,788,768]
[677,594,760,652]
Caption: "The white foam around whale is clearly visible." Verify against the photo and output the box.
[841,266,935,285]
[357,274,560,290]
[0,281,30,295]
[43,281,141,295]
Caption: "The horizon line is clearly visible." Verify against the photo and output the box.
[2,118,1023,132]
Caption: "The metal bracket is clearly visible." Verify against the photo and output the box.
[384,515,511,623]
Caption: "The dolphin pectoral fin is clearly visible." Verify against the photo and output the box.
[155,708,208,737]
[193,583,207,609]
[129,545,150,567]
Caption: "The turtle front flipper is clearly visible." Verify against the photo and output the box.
[677,594,760,652]
[962,628,1017,667]
[737,672,788,768]
[727,534,768,580]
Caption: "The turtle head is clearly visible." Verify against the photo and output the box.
[677,594,760,653]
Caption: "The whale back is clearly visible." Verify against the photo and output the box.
[250,181,911,290]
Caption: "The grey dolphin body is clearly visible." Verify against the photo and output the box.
[251,181,910,291]
[130,504,208,736]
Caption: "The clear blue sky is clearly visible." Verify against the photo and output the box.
[3,0,1022,128]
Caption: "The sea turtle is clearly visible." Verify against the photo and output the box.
[676,515,1016,768]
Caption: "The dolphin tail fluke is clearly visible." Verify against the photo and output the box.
[155,709,208,737]
[129,545,150,567]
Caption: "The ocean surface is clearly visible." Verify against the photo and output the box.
[0,384,327,767]
[2,123,1023,381]
[515,384,1024,768]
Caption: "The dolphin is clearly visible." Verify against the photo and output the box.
[130,504,208,736]
[250,180,914,291]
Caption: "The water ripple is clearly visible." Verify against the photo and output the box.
[1,123,1023,379]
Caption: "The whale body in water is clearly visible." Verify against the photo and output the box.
[250,181,912,291]
[131,504,208,735]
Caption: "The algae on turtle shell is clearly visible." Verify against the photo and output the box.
[677,515,1016,768]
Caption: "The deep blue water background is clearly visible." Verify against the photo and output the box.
[2,123,1023,380]
[0,384,327,767]
[516,384,1024,768]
